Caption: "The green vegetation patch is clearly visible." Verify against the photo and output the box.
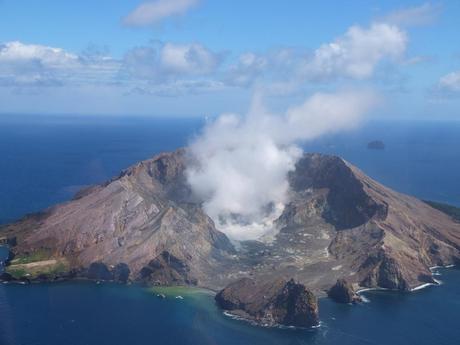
[6,258,70,279]
[424,200,460,222]
[5,267,27,279]
[11,249,52,265]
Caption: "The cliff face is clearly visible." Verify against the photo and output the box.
[2,150,460,295]
[327,279,361,304]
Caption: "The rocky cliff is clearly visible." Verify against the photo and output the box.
[215,278,319,328]
[2,149,460,312]
[327,279,361,304]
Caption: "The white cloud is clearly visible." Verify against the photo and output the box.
[0,41,118,87]
[186,89,378,240]
[0,41,77,66]
[435,71,460,96]
[224,22,408,89]
[225,53,268,87]
[305,23,407,80]
[0,15,410,96]
[160,43,221,75]
[380,2,441,27]
[0,40,221,95]
[122,42,222,82]
[123,0,199,27]
[0,41,77,86]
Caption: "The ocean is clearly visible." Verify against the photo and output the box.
[0,114,459,345]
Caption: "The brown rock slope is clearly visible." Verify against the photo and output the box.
[284,154,460,291]
[1,150,459,293]
[1,149,235,286]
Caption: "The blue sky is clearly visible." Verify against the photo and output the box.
[0,0,459,117]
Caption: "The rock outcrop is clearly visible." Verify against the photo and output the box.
[215,278,319,328]
[327,279,361,304]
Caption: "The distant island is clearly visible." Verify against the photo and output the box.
[367,140,385,150]
[1,150,459,328]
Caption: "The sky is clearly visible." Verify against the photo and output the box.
[0,0,459,118]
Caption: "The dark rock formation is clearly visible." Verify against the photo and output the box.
[327,279,361,304]
[289,154,387,229]
[215,278,319,328]
[113,263,130,283]
[86,262,113,281]
[367,140,385,150]
[139,251,197,286]
[84,262,130,283]
[0,236,16,246]
[0,272,14,282]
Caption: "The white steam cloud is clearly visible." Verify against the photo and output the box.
[187,90,378,241]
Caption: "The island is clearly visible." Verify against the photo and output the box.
[367,140,385,150]
[1,149,459,327]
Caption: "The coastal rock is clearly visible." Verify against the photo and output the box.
[113,263,130,283]
[86,263,131,283]
[215,278,319,328]
[86,262,113,281]
[327,279,361,304]
[0,272,14,281]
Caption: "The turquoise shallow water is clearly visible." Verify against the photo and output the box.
[0,115,459,344]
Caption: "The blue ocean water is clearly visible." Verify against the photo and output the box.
[0,115,204,224]
[0,114,459,345]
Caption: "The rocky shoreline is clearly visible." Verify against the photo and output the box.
[1,249,458,328]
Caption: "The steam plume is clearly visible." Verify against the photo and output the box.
[186,90,378,241]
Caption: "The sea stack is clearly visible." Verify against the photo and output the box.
[215,278,319,328]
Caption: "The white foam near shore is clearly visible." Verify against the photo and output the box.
[359,294,370,303]
[410,278,442,292]
[356,287,389,294]
[410,283,435,291]
[429,264,456,270]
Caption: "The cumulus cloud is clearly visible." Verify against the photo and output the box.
[224,22,408,89]
[434,71,460,97]
[304,23,407,80]
[122,42,222,83]
[0,41,118,87]
[186,89,379,240]
[380,2,441,27]
[0,41,78,86]
[0,40,222,96]
[123,0,199,27]
[225,53,268,87]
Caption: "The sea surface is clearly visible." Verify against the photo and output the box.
[0,114,459,345]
